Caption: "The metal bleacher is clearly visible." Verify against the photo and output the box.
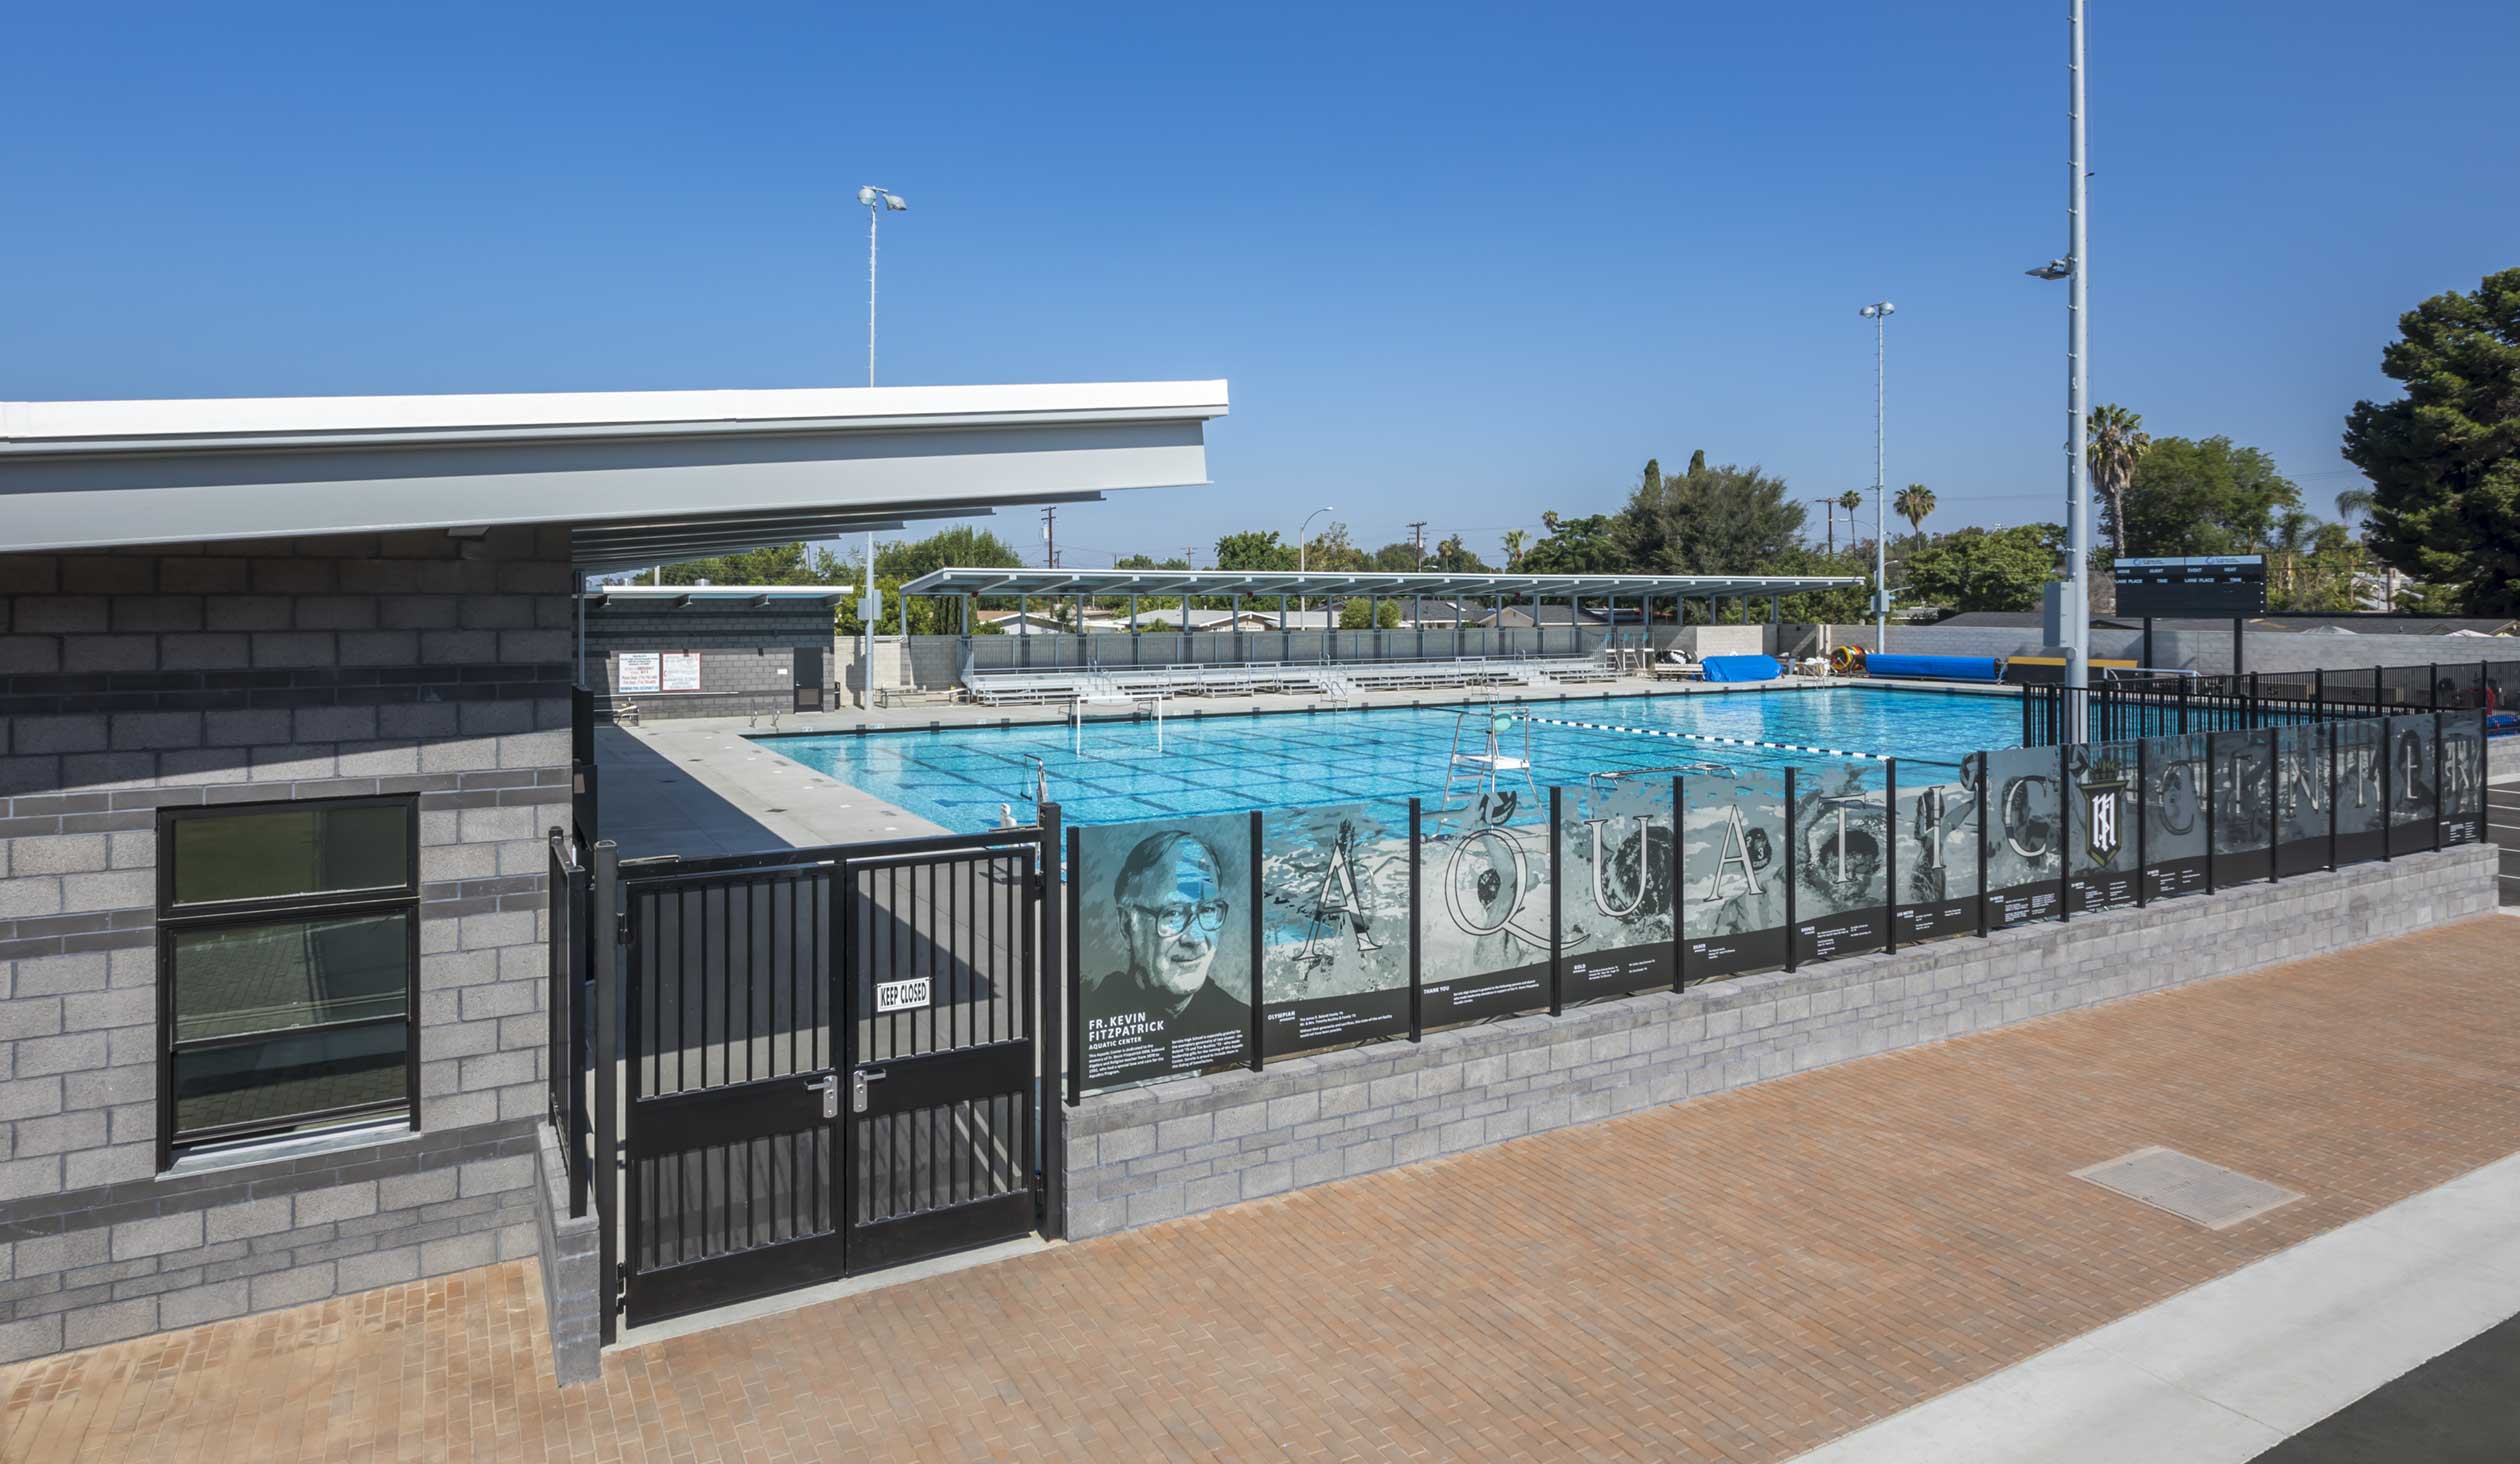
[960,651,1624,707]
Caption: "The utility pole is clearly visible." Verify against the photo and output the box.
[1812,498,1837,556]
[1407,521,1428,569]
[1041,506,1058,568]
[1181,545,1198,568]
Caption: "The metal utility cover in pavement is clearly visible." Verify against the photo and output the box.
[2072,1147,2304,1230]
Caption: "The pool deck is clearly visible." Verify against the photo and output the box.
[594,674,2012,858]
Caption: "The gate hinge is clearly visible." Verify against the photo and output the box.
[615,911,631,945]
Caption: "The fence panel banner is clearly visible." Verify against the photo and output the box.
[1417,790,1553,1028]
[1892,765,1978,942]
[1076,812,1253,1090]
[2441,712,2487,847]
[1790,764,1889,963]
[1259,803,1412,1059]
[2332,719,2386,866]
[2273,724,2330,878]
[2210,729,2275,885]
[1559,776,1677,999]
[1980,744,2063,928]
[2141,733,2210,900]
[2385,713,2439,857]
[1682,768,1789,978]
[2065,741,2143,914]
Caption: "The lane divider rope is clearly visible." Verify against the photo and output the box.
[1530,716,1908,763]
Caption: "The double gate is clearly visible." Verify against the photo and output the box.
[604,824,1058,1327]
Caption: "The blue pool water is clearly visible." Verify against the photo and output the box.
[759,686,2023,833]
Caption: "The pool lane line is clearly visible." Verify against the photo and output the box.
[1529,716,1950,765]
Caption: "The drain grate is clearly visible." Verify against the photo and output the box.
[2072,1147,2303,1229]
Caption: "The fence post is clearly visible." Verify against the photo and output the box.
[2267,731,2282,883]
[1247,810,1265,1070]
[1547,786,1565,1017]
[589,839,620,1347]
[2374,665,2384,708]
[2057,744,2073,922]
[2020,684,2031,747]
[2432,713,2445,851]
[1671,776,1688,993]
[2204,735,2220,895]
[2246,673,2260,730]
[2314,669,2325,723]
[2380,719,2394,862]
[1037,803,1066,1239]
[2326,724,2340,872]
[2178,678,2191,736]
[2135,740,2150,908]
[1782,768,1799,971]
[1883,760,1899,954]
[2429,662,2440,710]
[1065,825,1084,1104]
[1408,799,1423,1041]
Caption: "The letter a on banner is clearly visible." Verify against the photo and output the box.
[1297,816,1384,967]
[1706,803,1763,901]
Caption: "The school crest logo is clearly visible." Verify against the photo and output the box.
[2079,775,2129,862]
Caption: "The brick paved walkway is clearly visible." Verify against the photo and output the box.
[7,918,2518,1463]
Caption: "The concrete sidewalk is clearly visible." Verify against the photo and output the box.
[4,918,2515,1463]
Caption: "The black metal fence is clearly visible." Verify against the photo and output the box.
[546,828,593,1220]
[1067,707,2496,1103]
[2024,659,2520,746]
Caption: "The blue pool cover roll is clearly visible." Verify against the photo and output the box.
[1866,653,2006,682]
[1700,654,1783,682]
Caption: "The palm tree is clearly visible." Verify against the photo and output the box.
[1837,489,1865,547]
[1501,529,1528,570]
[2085,404,2151,557]
[1892,483,1936,547]
[2334,485,2376,528]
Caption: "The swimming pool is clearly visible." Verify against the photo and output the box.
[759,685,2023,833]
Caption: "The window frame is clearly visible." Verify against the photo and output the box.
[155,793,423,1168]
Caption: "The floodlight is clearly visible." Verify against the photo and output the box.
[2025,258,2073,280]
[857,185,878,206]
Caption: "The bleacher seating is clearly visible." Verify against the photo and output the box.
[960,652,1632,707]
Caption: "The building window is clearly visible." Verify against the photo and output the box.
[157,796,420,1165]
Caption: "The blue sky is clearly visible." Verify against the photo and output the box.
[4,1,2513,567]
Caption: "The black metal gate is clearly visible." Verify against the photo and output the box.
[608,823,1053,1327]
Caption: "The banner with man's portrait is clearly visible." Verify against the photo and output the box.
[1681,768,1787,978]
[1259,803,1411,1058]
[1891,763,1978,942]
[1558,776,1676,999]
[1076,812,1252,1090]
[1789,763,1887,963]
[2065,741,2141,913]
[1980,744,2063,928]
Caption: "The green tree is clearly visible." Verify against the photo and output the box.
[1213,530,1298,572]
[2113,436,2301,556]
[1901,525,2063,614]
[1517,513,1629,574]
[872,525,1025,582]
[1370,541,1423,571]
[1627,457,1808,574]
[1429,533,1493,572]
[656,542,833,586]
[1836,488,1864,531]
[1337,597,1404,629]
[2085,404,2151,559]
[1891,483,1936,547]
[2342,268,2520,614]
[1501,529,1528,569]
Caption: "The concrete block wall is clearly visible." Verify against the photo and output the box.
[587,604,831,720]
[532,1121,600,1385]
[1063,843,2498,1240]
[0,529,576,1363]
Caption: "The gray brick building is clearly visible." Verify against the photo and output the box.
[0,378,1230,1373]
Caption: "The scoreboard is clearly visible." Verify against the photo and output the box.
[2113,555,2266,617]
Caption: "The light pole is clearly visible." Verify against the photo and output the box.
[1296,506,1333,625]
[1858,302,1895,650]
[2026,0,2091,742]
[857,185,906,709]
[858,185,907,387]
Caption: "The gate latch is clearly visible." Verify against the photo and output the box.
[807,1074,839,1119]
[850,1068,884,1115]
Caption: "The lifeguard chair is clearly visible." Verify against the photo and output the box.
[1438,700,1539,817]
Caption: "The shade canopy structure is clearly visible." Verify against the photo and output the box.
[583,585,855,609]
[0,380,1229,573]
[899,568,1861,600]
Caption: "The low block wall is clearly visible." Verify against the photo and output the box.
[532,1123,601,1385]
[1063,843,2499,1240]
